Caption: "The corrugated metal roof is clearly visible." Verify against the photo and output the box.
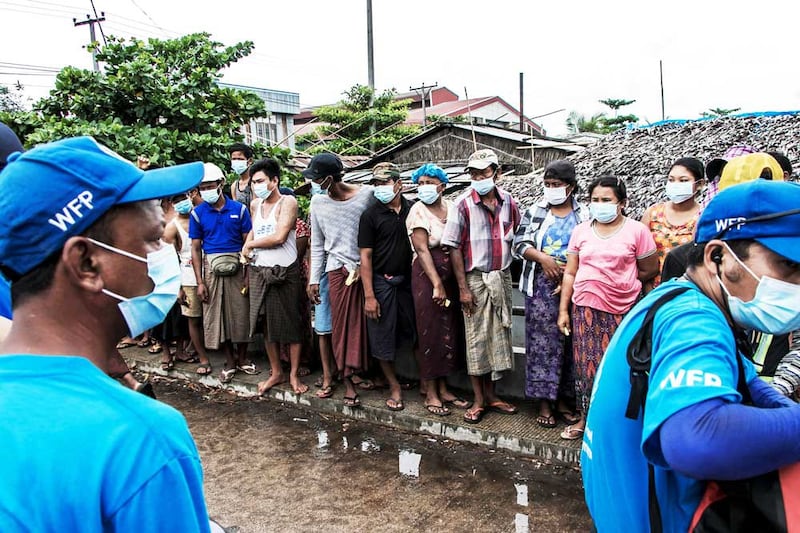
[219,82,300,115]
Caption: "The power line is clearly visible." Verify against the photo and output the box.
[73,12,106,72]
[89,0,107,45]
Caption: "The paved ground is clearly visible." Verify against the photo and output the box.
[152,377,592,532]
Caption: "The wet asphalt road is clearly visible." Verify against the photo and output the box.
[153,378,592,533]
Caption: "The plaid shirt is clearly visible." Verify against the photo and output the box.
[441,187,520,273]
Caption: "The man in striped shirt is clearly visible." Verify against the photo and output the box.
[441,149,521,424]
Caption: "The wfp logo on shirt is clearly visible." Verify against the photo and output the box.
[659,368,722,389]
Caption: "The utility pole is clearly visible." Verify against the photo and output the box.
[366,0,375,150]
[410,82,437,127]
[659,59,665,121]
[519,72,524,133]
[74,13,106,72]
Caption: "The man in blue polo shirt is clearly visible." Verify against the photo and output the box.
[190,162,255,383]
[0,136,211,531]
[582,180,800,531]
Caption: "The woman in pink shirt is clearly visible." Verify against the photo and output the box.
[557,176,659,440]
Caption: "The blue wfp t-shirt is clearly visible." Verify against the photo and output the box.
[581,278,757,533]
[0,276,10,319]
[0,355,210,532]
[189,197,252,254]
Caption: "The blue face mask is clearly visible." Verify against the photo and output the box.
[173,199,192,215]
[253,182,273,200]
[89,239,181,338]
[231,160,249,175]
[470,177,494,196]
[374,184,397,204]
[589,202,619,223]
[417,184,440,205]
[718,243,800,334]
[201,187,220,204]
[310,181,326,196]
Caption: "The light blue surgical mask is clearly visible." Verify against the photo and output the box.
[310,181,325,196]
[253,182,273,200]
[417,184,440,205]
[201,187,220,204]
[718,243,800,335]
[589,202,619,223]
[471,177,495,196]
[174,199,192,215]
[89,239,181,338]
[665,181,695,204]
[231,160,249,175]
[374,184,397,204]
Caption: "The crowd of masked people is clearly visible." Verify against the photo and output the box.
[4,125,800,531]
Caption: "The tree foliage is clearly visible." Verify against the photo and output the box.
[597,97,638,132]
[0,84,27,113]
[0,33,266,169]
[700,107,741,118]
[566,111,607,134]
[297,85,420,156]
[599,98,636,112]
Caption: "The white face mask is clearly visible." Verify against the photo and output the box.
[544,186,569,205]
[717,243,800,334]
[231,160,249,175]
[89,239,181,338]
[253,182,273,200]
[416,184,440,205]
[665,181,695,204]
[589,202,619,223]
[200,187,220,204]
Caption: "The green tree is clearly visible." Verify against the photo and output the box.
[566,111,607,134]
[297,85,420,156]
[0,83,26,113]
[0,33,266,169]
[700,107,741,118]
[598,98,638,132]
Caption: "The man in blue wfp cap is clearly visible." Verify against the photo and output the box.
[581,179,800,531]
[0,136,212,531]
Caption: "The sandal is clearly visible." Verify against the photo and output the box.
[487,400,518,415]
[196,363,213,375]
[463,406,486,424]
[314,376,324,388]
[148,342,163,354]
[160,358,174,371]
[443,396,472,409]
[560,425,585,440]
[236,362,260,375]
[316,385,334,399]
[557,410,581,425]
[175,355,200,364]
[425,403,451,417]
[536,414,557,428]
[343,394,361,408]
[386,398,404,411]
[116,340,136,349]
[135,380,156,399]
[136,338,153,348]
[220,367,237,383]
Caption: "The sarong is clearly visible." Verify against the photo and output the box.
[463,269,513,380]
[249,262,303,344]
[412,248,462,380]
[366,273,416,362]
[202,254,250,350]
[572,304,623,413]
[328,267,369,376]
[524,268,575,401]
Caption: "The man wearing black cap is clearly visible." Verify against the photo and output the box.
[0,137,210,531]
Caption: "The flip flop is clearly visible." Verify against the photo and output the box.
[487,400,518,415]
[343,394,361,408]
[557,410,581,425]
[135,380,156,399]
[136,338,153,348]
[116,341,136,349]
[560,425,585,440]
[463,406,486,424]
[148,342,163,354]
[425,403,451,417]
[196,363,213,376]
[386,398,404,411]
[316,385,334,399]
[314,376,324,388]
[536,414,557,428]
[444,396,472,409]
[236,363,260,375]
[220,368,237,384]
[160,359,174,371]
[399,380,417,391]
[175,355,200,364]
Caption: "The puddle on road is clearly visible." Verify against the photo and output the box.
[156,380,590,532]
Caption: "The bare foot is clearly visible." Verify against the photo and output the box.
[257,374,286,396]
[291,377,309,395]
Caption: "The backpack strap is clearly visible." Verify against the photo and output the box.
[625,286,691,421]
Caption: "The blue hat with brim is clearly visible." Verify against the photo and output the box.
[696,180,800,264]
[0,136,203,277]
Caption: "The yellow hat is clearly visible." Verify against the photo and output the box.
[718,153,784,191]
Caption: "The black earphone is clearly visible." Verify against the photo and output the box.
[711,247,723,264]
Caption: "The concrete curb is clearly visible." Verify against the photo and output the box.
[129,351,582,466]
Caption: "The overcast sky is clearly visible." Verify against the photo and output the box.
[2,0,799,136]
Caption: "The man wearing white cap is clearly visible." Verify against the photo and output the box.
[190,162,256,383]
[441,149,521,423]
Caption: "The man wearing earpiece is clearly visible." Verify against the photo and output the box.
[581,180,800,531]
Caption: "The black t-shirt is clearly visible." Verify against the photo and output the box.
[357,197,412,276]
[661,241,693,282]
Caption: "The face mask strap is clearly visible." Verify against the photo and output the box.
[87,238,147,263]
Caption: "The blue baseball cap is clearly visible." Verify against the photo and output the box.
[0,136,203,277]
[696,180,800,263]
